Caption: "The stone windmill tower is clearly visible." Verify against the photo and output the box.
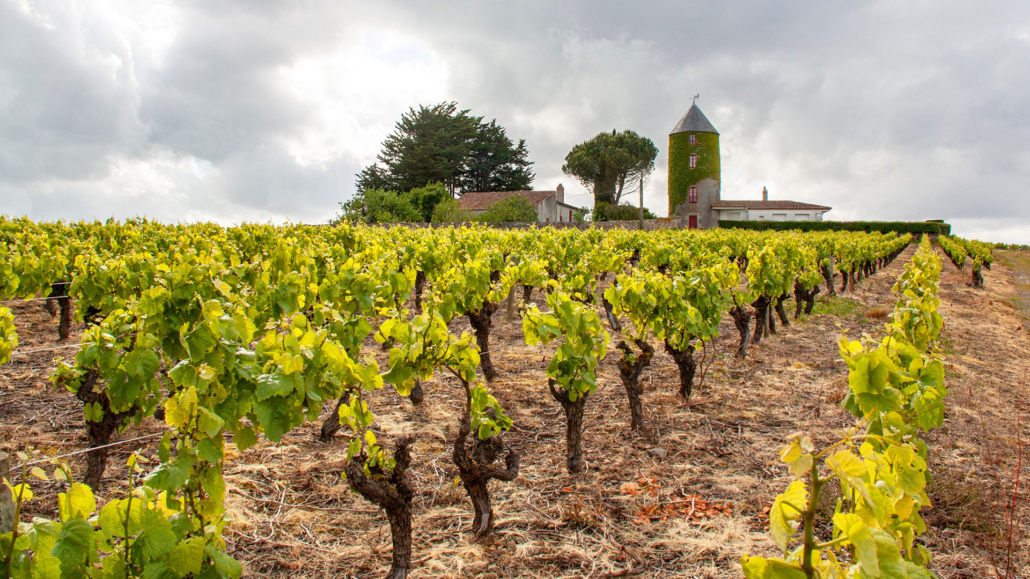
[668,101,720,229]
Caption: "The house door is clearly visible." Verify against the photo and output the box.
[688,215,698,229]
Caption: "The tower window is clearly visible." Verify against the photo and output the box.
[689,154,697,168]
[689,133,696,145]
[688,186,698,204]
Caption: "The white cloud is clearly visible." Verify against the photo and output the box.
[278,27,449,169]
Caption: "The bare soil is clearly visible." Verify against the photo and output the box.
[1,244,1028,579]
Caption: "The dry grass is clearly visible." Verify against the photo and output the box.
[864,305,891,320]
[1,245,1028,578]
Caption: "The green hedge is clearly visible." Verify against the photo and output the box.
[718,220,951,235]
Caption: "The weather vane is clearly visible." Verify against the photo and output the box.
[692,94,700,104]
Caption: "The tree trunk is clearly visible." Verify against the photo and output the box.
[522,285,533,306]
[467,300,499,382]
[548,379,588,473]
[616,340,654,431]
[849,268,857,290]
[793,283,805,319]
[730,305,751,359]
[664,340,696,399]
[413,271,427,314]
[452,415,519,536]
[774,293,790,328]
[344,438,416,579]
[751,296,771,345]
[75,370,133,490]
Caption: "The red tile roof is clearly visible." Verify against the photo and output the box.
[712,200,832,211]
[458,190,555,211]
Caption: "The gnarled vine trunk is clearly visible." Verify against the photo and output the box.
[821,265,837,297]
[75,370,134,490]
[793,284,822,319]
[467,300,499,382]
[322,383,423,442]
[58,292,73,341]
[344,438,416,579]
[522,284,533,306]
[616,340,654,431]
[44,283,61,317]
[548,379,588,473]
[664,340,696,399]
[452,414,519,536]
[602,296,622,332]
[320,392,351,442]
[972,263,984,289]
[413,270,427,313]
[751,296,772,344]
[730,305,751,359]
[773,293,790,328]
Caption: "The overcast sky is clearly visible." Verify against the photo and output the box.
[2,0,1028,241]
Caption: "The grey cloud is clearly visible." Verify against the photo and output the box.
[1,0,1029,240]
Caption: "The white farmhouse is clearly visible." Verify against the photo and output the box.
[458,184,579,223]
[712,187,831,222]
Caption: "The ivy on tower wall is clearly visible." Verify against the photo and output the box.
[668,131,720,215]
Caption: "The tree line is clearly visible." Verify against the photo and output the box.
[339,102,659,223]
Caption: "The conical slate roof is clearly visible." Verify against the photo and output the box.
[670,104,719,135]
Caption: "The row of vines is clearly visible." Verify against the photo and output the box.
[0,218,929,578]
[743,237,946,578]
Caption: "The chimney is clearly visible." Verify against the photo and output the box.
[762,186,768,202]
[556,183,564,203]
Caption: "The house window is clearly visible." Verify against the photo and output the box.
[689,133,696,146]
[689,154,697,168]
[688,186,697,204]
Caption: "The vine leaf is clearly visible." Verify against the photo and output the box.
[769,480,808,553]
[740,555,807,579]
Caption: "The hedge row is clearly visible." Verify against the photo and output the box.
[718,220,951,235]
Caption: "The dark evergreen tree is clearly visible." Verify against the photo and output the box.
[357,102,534,199]
[458,120,534,193]
[355,164,392,193]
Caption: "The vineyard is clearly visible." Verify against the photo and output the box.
[0,219,1027,578]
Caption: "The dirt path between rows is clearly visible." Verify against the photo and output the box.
[1,244,1028,578]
